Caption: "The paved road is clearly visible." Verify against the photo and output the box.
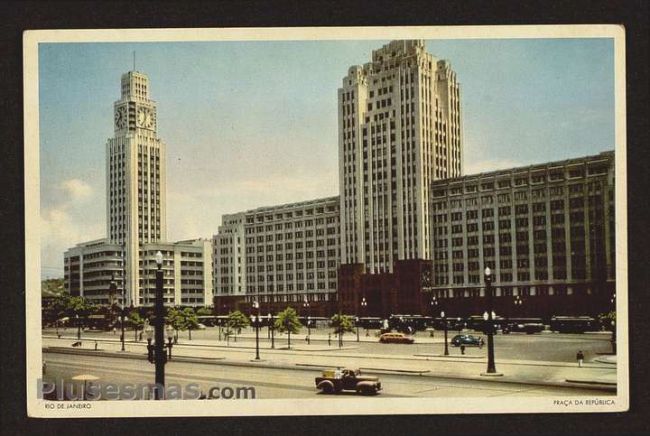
[46,327,613,363]
[42,352,609,400]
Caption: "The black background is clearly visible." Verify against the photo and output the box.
[0,1,648,435]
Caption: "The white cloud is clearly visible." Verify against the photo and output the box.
[61,178,93,201]
[40,178,103,278]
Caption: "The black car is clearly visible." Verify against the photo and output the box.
[451,334,484,347]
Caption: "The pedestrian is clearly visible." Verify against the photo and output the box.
[113,327,117,335]
[460,344,466,355]
[576,350,584,367]
[328,333,331,346]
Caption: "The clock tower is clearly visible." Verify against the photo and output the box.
[107,70,167,306]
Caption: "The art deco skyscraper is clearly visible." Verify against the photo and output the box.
[338,40,462,274]
[107,70,167,305]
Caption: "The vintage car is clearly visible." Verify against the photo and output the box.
[379,332,415,344]
[315,368,382,395]
[451,334,484,347]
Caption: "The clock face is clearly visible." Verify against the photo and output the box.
[137,107,147,127]
[114,106,126,129]
[144,110,154,129]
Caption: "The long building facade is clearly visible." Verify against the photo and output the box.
[338,39,462,316]
[64,70,213,308]
[212,197,340,316]
[426,151,615,319]
[61,43,616,320]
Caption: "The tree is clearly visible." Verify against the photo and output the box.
[43,293,72,327]
[226,310,250,342]
[275,307,302,349]
[331,313,354,347]
[196,306,213,317]
[129,310,145,342]
[166,307,185,342]
[180,307,200,340]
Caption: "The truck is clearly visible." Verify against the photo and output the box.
[315,368,382,395]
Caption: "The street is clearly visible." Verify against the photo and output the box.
[42,352,610,400]
[44,326,614,363]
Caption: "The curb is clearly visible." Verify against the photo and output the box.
[43,346,616,392]
[565,378,617,386]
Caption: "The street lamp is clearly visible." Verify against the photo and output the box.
[146,250,167,399]
[303,296,311,341]
[267,313,275,349]
[441,310,449,356]
[355,316,360,342]
[166,324,174,360]
[252,300,260,360]
[145,322,154,362]
[286,315,292,350]
[75,314,81,340]
[482,267,500,376]
[514,295,523,315]
[360,297,368,335]
[430,297,438,337]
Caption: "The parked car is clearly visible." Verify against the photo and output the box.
[315,368,381,395]
[379,332,415,344]
[451,334,484,347]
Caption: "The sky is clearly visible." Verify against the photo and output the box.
[38,38,615,279]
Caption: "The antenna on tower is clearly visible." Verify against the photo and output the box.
[133,51,136,71]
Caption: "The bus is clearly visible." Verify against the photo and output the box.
[356,317,384,329]
[388,315,430,332]
[549,316,598,333]
[503,318,545,334]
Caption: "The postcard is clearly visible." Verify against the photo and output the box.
[25,25,628,417]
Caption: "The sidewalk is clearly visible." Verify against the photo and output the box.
[42,335,617,391]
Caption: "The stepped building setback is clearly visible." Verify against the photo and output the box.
[62,40,616,319]
[64,70,213,307]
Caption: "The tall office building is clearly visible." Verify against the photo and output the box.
[338,40,462,315]
[428,151,615,318]
[64,70,213,308]
[107,71,167,306]
[212,197,340,316]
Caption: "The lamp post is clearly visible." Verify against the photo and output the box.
[252,300,260,360]
[360,297,368,336]
[147,250,167,399]
[430,296,438,338]
[267,313,275,349]
[441,310,449,356]
[286,315,291,350]
[145,322,154,362]
[303,296,311,341]
[482,267,499,375]
[166,324,174,360]
[514,295,523,316]
[355,316,360,342]
[120,311,127,351]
